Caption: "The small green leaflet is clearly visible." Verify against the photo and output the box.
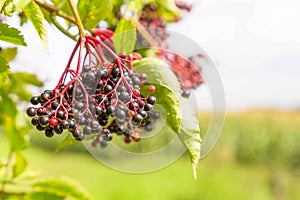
[112,19,136,54]
[51,0,72,17]
[12,152,27,178]
[23,1,47,46]
[177,98,201,179]
[0,47,17,62]
[0,23,26,46]
[77,0,112,30]
[31,176,92,200]
[0,56,9,72]
[134,58,182,132]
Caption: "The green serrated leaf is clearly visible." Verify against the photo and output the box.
[135,58,182,132]
[78,0,112,29]
[0,0,15,16]
[55,133,79,153]
[112,19,136,54]
[51,0,72,16]
[32,176,92,200]
[0,23,27,46]
[23,1,47,46]
[0,56,9,72]
[10,72,43,87]
[12,152,27,178]
[177,98,201,179]
[0,47,17,62]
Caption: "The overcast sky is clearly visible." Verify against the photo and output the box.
[8,0,300,111]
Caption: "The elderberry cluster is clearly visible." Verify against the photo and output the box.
[26,51,160,147]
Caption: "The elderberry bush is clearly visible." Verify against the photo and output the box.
[26,36,160,147]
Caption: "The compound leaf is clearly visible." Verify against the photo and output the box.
[135,58,182,132]
[112,19,136,54]
[23,1,47,46]
[78,0,112,30]
[0,23,26,46]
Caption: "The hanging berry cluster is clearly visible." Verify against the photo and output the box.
[26,35,160,147]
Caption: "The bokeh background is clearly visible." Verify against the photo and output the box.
[1,0,300,199]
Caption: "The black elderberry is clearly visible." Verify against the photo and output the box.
[75,102,84,110]
[106,105,116,115]
[95,106,103,115]
[39,116,49,127]
[147,96,156,105]
[111,67,120,77]
[119,92,130,102]
[132,76,140,85]
[26,107,36,117]
[31,117,39,126]
[83,126,92,135]
[37,107,45,116]
[75,132,85,141]
[182,90,190,98]
[86,71,96,81]
[30,96,39,105]
[132,114,143,125]
[128,70,134,77]
[138,109,148,119]
[54,125,63,134]
[144,104,153,111]
[68,120,76,130]
[103,133,113,141]
[115,109,126,120]
[45,128,54,137]
[97,68,109,79]
[61,120,70,129]
[82,65,91,72]
[104,85,113,93]
[57,110,66,119]
[102,128,110,135]
[36,124,46,131]
[72,129,81,137]
[40,92,51,101]
[51,101,59,109]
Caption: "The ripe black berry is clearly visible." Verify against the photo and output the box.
[61,120,70,129]
[115,109,126,120]
[147,96,156,105]
[132,114,143,125]
[30,96,39,105]
[54,125,63,134]
[83,126,92,135]
[26,107,36,117]
[39,116,49,127]
[31,117,39,126]
[144,104,153,111]
[45,128,54,137]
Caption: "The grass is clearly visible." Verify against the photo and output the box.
[1,110,300,200]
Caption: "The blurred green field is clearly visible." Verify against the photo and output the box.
[1,110,300,200]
